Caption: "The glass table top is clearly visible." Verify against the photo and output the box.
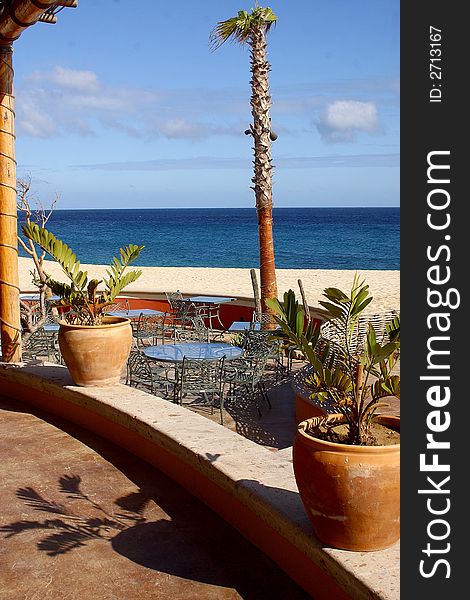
[187,296,236,305]
[106,309,165,318]
[20,294,60,301]
[228,321,262,331]
[143,342,243,363]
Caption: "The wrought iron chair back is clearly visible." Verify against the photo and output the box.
[222,348,271,416]
[175,356,226,424]
[242,329,276,357]
[126,350,158,393]
[165,290,183,310]
[252,311,278,329]
[106,299,131,313]
[317,310,400,368]
[174,314,210,343]
[126,349,174,396]
[166,295,199,330]
[22,327,60,363]
[133,314,167,347]
[196,302,223,330]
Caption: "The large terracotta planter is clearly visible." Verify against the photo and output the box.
[291,366,335,425]
[294,389,327,424]
[58,316,132,387]
[293,414,400,551]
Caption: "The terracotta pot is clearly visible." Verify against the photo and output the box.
[293,414,400,551]
[291,366,334,425]
[58,316,132,387]
[294,390,327,424]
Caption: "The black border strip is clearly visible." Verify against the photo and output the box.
[401,2,465,596]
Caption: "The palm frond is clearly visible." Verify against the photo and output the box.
[22,223,88,289]
[210,6,277,50]
[16,487,71,516]
[58,474,84,499]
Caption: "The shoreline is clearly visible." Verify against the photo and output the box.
[18,257,400,313]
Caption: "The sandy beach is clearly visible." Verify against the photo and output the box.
[19,257,399,314]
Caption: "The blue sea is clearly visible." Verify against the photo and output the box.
[18,207,399,270]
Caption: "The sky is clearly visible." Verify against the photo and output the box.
[12,0,400,210]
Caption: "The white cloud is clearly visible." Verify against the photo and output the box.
[16,66,390,144]
[16,65,246,140]
[66,93,134,112]
[316,100,379,143]
[16,91,57,138]
[73,153,398,171]
[16,67,165,139]
[27,66,100,93]
[158,118,206,139]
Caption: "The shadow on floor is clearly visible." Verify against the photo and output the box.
[0,396,310,600]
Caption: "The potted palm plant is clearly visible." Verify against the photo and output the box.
[267,276,400,551]
[22,223,144,387]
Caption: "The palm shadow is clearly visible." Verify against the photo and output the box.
[0,396,310,599]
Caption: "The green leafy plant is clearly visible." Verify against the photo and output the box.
[266,289,320,348]
[267,276,400,445]
[22,223,144,326]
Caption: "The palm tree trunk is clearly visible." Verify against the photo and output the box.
[249,27,278,312]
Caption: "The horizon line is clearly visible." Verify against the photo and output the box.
[45,205,400,211]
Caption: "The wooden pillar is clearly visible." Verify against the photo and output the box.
[0,2,64,45]
[0,44,21,362]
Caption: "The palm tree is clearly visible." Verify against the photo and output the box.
[211,5,278,313]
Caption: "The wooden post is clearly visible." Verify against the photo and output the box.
[0,44,21,361]
[0,1,64,45]
[250,268,262,319]
[298,279,311,324]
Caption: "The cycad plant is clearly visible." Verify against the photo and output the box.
[211,5,278,313]
[267,276,400,445]
[22,223,144,326]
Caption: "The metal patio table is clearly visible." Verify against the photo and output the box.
[106,309,165,318]
[228,321,261,332]
[143,342,243,363]
[182,296,236,330]
[20,294,60,302]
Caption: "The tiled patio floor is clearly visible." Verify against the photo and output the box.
[0,395,310,600]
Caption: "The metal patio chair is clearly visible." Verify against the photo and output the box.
[126,349,174,397]
[165,290,183,309]
[317,310,400,368]
[165,290,186,322]
[173,314,210,343]
[133,313,167,348]
[241,329,285,380]
[222,347,271,417]
[174,355,226,424]
[251,312,298,379]
[196,301,224,330]
[22,327,61,363]
[252,310,278,330]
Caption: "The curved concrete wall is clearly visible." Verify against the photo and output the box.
[0,362,399,600]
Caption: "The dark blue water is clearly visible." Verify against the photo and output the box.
[18,207,399,270]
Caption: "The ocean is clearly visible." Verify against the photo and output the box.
[18,207,399,270]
